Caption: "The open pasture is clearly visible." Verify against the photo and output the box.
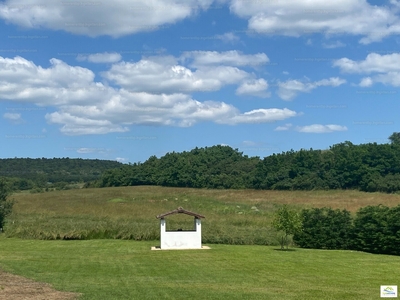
[5,186,400,244]
[1,237,399,300]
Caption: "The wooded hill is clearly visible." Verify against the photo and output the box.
[0,158,122,190]
[97,133,400,193]
[2,132,400,193]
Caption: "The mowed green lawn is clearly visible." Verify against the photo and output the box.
[0,237,399,300]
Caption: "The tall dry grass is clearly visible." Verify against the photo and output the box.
[5,186,400,244]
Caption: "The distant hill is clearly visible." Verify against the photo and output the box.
[0,158,122,190]
[97,135,400,193]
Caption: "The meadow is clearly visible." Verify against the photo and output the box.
[1,237,400,300]
[1,186,400,299]
[5,186,400,245]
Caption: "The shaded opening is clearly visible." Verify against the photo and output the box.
[165,214,198,231]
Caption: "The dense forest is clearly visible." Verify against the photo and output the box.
[1,132,400,193]
[96,132,400,193]
[0,158,122,191]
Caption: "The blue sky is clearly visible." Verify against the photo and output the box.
[0,0,399,164]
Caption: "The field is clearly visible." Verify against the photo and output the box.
[5,186,400,244]
[1,237,400,300]
[1,186,400,299]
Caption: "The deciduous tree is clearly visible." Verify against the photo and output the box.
[272,205,302,249]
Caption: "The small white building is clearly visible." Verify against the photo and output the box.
[156,207,205,250]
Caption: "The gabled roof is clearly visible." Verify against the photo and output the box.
[156,207,205,219]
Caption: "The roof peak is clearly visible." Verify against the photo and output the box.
[156,207,205,219]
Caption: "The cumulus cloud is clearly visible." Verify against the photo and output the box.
[0,54,298,135]
[45,112,129,135]
[296,124,348,133]
[219,108,298,125]
[215,32,240,43]
[333,53,400,74]
[235,78,270,98]
[274,123,292,131]
[180,50,269,68]
[0,56,102,106]
[334,53,400,86]
[277,77,346,100]
[102,57,250,94]
[116,157,128,163]
[3,112,24,124]
[359,77,373,87]
[229,0,400,44]
[76,52,122,63]
[0,0,215,37]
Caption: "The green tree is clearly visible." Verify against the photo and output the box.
[293,207,353,250]
[352,204,400,255]
[389,132,400,144]
[272,205,302,249]
[0,179,14,231]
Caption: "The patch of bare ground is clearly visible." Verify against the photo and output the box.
[0,270,80,300]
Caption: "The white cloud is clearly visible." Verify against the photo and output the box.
[116,157,128,163]
[322,41,346,48]
[76,52,122,63]
[334,53,400,86]
[229,0,400,44]
[0,0,215,37]
[277,77,346,100]
[219,108,298,125]
[0,55,298,135]
[3,112,21,120]
[235,78,270,98]
[45,112,129,135]
[333,53,400,73]
[102,57,250,94]
[296,124,348,133]
[3,112,24,123]
[180,50,269,68]
[274,123,292,131]
[359,77,373,87]
[0,56,101,106]
[215,32,240,43]
[371,72,400,86]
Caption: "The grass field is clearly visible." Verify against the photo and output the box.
[0,237,399,299]
[1,187,400,299]
[5,186,400,244]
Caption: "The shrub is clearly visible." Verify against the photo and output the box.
[293,207,353,250]
[352,204,400,255]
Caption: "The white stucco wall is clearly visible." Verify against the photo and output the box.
[160,218,202,249]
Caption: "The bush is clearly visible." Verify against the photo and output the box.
[352,205,400,255]
[0,179,14,231]
[293,207,353,250]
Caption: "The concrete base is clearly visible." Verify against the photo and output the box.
[151,245,210,251]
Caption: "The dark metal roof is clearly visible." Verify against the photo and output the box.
[156,207,205,219]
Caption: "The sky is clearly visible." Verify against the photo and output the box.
[0,0,399,164]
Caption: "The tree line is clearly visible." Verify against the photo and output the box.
[273,204,400,255]
[297,205,400,255]
[96,132,400,193]
[0,158,122,191]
